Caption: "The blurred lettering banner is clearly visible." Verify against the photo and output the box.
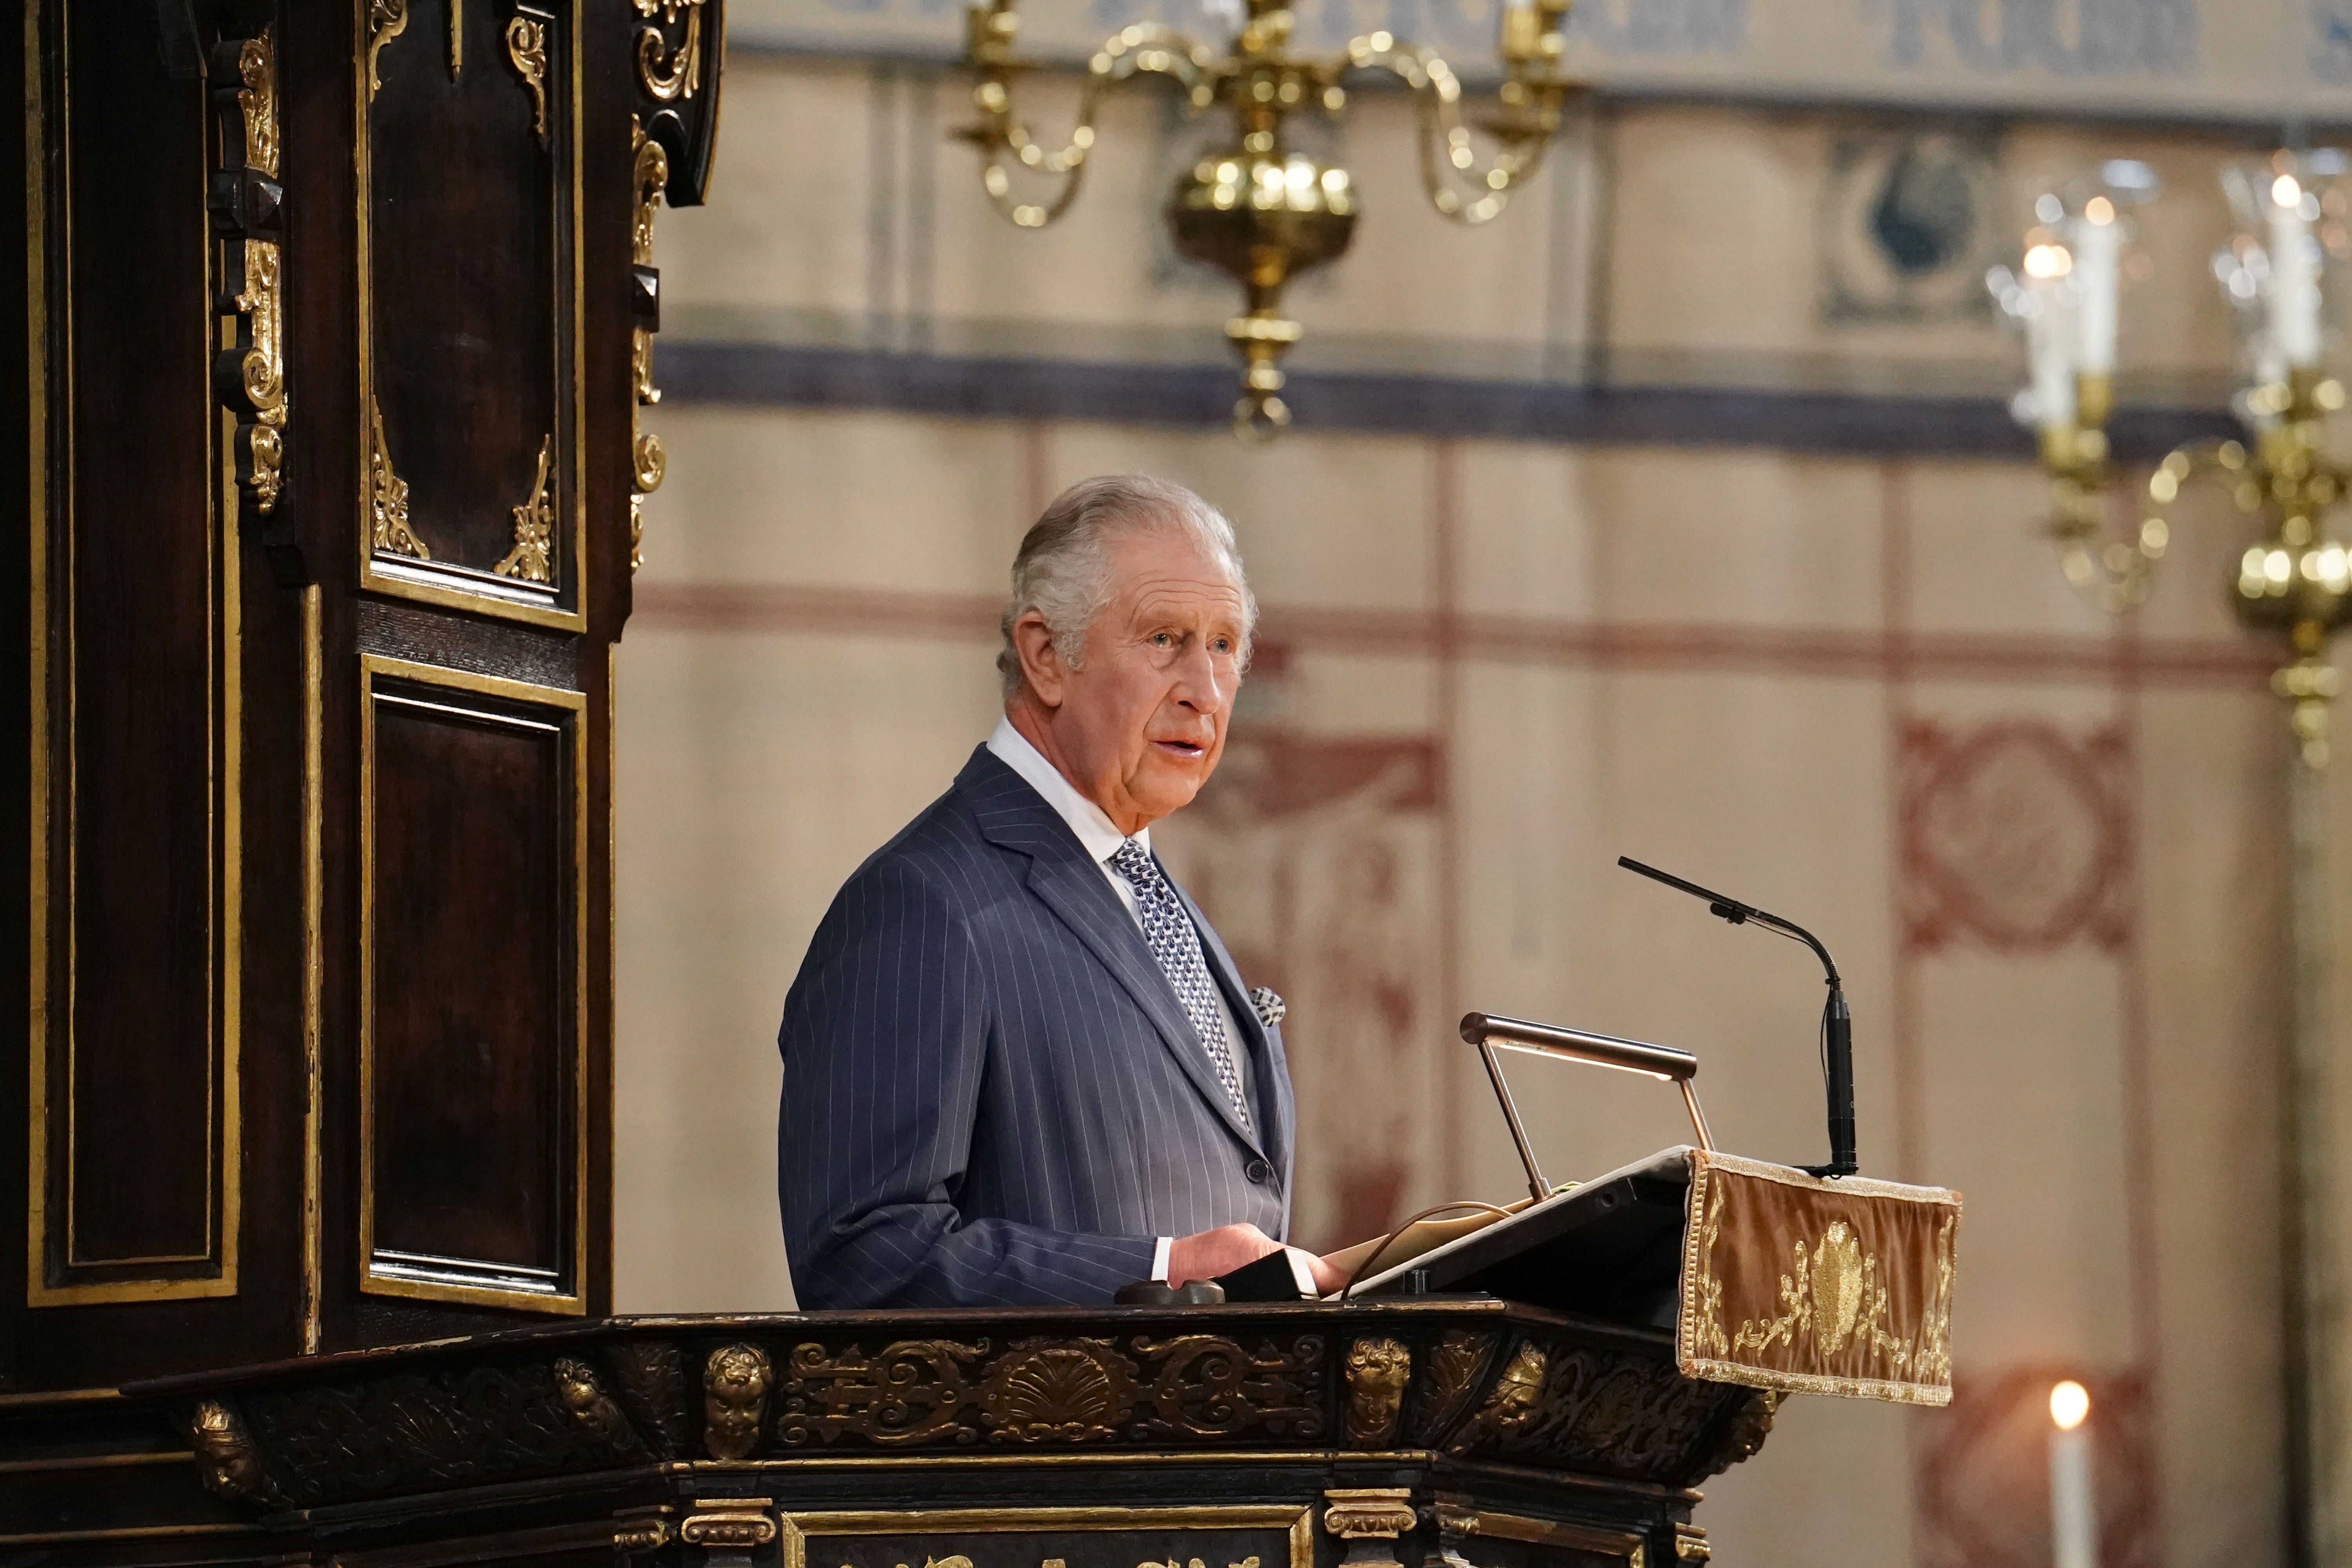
[735,0,2352,121]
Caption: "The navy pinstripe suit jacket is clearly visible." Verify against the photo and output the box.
[777,745,1296,1310]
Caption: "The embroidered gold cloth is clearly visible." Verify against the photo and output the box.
[1676,1149,1960,1406]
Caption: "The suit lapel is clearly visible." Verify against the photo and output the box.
[961,748,1267,1156]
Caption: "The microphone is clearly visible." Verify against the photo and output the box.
[1618,856,1858,1178]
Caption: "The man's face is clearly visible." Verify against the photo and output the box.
[1028,527,1248,833]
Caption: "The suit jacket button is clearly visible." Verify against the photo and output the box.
[1245,1158,1274,1185]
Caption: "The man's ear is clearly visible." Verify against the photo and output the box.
[1013,611,1066,707]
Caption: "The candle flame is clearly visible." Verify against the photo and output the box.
[2276,174,2305,209]
[2051,1379,2091,1431]
[2085,196,2116,225]
[2024,243,2073,280]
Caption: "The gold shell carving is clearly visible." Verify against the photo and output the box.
[703,1343,773,1460]
[505,16,550,148]
[978,1339,1138,1443]
[365,0,409,96]
[494,435,555,583]
[189,1399,274,1502]
[1342,1336,1410,1448]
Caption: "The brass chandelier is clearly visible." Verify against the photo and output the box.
[958,0,1575,436]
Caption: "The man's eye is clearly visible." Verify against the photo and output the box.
[1151,632,1174,647]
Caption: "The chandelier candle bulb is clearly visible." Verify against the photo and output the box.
[2049,1381,2095,1568]
[2024,246,2079,433]
[2074,201,2122,376]
[2271,177,2323,368]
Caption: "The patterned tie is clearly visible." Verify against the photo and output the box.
[1109,837,1252,1131]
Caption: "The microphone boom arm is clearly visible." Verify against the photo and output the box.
[1618,856,1859,1178]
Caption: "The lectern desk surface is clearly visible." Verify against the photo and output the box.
[1345,1147,1697,1328]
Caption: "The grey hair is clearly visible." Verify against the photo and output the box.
[997,474,1257,698]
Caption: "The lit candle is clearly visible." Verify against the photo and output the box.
[2049,1380,2095,1568]
[2074,196,2122,377]
[2270,173,2323,370]
[2022,238,2077,430]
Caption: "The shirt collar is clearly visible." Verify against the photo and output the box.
[985,715,1148,865]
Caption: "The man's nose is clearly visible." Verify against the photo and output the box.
[1172,639,1231,714]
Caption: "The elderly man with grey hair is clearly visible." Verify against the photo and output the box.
[779,474,1341,1308]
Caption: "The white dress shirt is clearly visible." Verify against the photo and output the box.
[986,716,1253,1282]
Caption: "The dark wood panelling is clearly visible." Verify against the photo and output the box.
[9,0,652,1387]
[34,0,232,1292]
[360,0,580,625]
[362,661,584,1309]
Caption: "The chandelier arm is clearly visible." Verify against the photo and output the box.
[965,24,1207,229]
[1341,35,1558,227]
[2049,438,2241,614]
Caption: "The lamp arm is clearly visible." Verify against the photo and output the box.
[960,18,1208,230]
[1341,36,1561,228]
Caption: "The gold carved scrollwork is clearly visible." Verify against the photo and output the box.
[506,15,551,148]
[628,122,670,573]
[189,1399,275,1502]
[779,1338,989,1446]
[1342,1337,1410,1448]
[495,436,555,583]
[218,31,285,518]
[365,397,428,559]
[634,0,705,102]
[705,1343,775,1460]
[366,0,409,95]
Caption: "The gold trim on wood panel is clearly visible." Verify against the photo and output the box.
[495,435,554,582]
[1472,1512,1647,1568]
[355,654,589,1315]
[633,0,704,102]
[28,6,240,1304]
[506,13,550,148]
[628,122,666,573]
[780,1507,1316,1568]
[301,584,324,1353]
[366,0,409,95]
[221,31,285,515]
[448,0,462,78]
[354,0,586,631]
[365,396,426,559]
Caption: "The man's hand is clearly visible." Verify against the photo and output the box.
[1168,1224,1351,1296]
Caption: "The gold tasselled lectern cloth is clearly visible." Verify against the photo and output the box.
[1676,1149,1960,1406]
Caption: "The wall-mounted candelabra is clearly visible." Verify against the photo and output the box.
[1992,147,2352,1568]
[958,0,1575,437]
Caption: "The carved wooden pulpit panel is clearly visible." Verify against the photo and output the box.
[6,0,721,1389]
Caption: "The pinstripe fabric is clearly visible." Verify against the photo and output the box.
[778,745,1296,1309]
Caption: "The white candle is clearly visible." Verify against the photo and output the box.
[2270,174,2323,369]
[2049,1381,2095,1568]
[2022,240,2077,429]
[2074,198,2122,376]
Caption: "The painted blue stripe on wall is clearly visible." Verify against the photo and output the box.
[660,340,2239,461]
